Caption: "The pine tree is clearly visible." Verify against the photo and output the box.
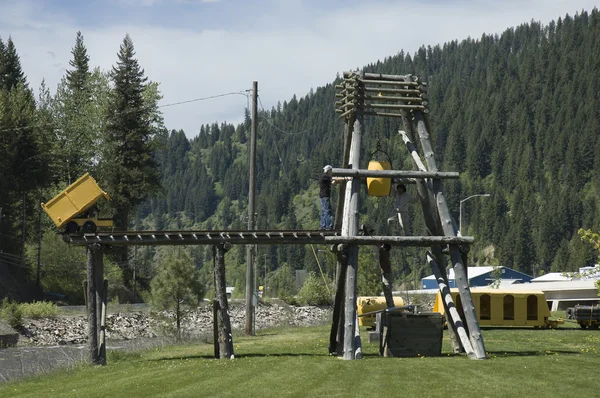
[65,31,90,95]
[1,37,27,91]
[101,34,161,283]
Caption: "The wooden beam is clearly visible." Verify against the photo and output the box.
[331,168,459,179]
[325,235,473,246]
[366,103,426,110]
[399,107,462,354]
[362,111,406,118]
[399,130,427,172]
[426,252,475,358]
[363,87,422,95]
[414,110,487,360]
[343,71,420,84]
[339,94,424,103]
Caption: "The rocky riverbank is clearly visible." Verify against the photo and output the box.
[17,302,331,347]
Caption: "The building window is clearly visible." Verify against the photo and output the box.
[503,295,515,320]
[527,295,538,320]
[480,294,491,320]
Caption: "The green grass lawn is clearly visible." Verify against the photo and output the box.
[2,323,600,398]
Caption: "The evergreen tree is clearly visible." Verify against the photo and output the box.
[65,31,90,95]
[1,37,27,91]
[101,34,161,282]
[150,248,204,339]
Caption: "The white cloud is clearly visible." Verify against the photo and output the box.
[2,0,597,137]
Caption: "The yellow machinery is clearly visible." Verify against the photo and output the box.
[366,160,392,196]
[41,173,113,234]
[357,296,405,328]
[433,289,563,329]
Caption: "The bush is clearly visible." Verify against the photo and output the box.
[19,301,60,319]
[297,272,332,306]
[0,298,23,329]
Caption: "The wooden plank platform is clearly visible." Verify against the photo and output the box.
[65,229,341,246]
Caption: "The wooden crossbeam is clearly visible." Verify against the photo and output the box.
[325,236,473,246]
[331,168,459,179]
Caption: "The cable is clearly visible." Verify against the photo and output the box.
[257,95,309,136]
[158,91,249,108]
[0,90,249,134]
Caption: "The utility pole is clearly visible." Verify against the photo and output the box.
[37,203,42,294]
[245,81,258,336]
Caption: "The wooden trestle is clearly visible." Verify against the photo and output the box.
[77,71,486,366]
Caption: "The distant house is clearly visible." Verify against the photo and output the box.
[421,266,533,289]
[531,273,573,283]
[531,265,600,283]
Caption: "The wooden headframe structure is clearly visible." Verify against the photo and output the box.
[330,71,487,360]
[72,71,486,366]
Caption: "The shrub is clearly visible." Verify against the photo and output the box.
[151,248,204,340]
[298,272,332,306]
[0,298,23,329]
[19,301,60,319]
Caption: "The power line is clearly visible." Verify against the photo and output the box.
[257,95,309,136]
[0,90,249,134]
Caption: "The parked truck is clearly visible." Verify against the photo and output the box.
[41,173,113,235]
[566,305,600,329]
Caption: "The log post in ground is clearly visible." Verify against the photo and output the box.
[98,278,108,365]
[398,114,462,354]
[86,244,100,365]
[414,109,486,359]
[329,244,348,355]
[343,112,363,360]
[213,300,220,359]
[214,243,234,359]
[451,247,486,359]
[378,244,394,308]
[426,252,475,358]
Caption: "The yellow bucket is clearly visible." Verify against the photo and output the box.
[357,296,405,327]
[367,160,392,196]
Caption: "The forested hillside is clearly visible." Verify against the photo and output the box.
[2,9,600,303]
[148,10,600,280]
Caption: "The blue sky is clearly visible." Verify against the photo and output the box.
[1,0,598,137]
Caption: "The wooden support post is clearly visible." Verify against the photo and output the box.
[214,243,235,359]
[378,244,394,308]
[343,111,363,360]
[213,300,220,359]
[414,110,487,360]
[426,252,475,358]
[86,244,100,365]
[95,248,104,349]
[329,244,348,355]
[98,279,108,365]
[399,111,462,354]
[334,113,355,230]
[245,81,258,336]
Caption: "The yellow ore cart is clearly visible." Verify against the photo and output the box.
[41,173,113,235]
